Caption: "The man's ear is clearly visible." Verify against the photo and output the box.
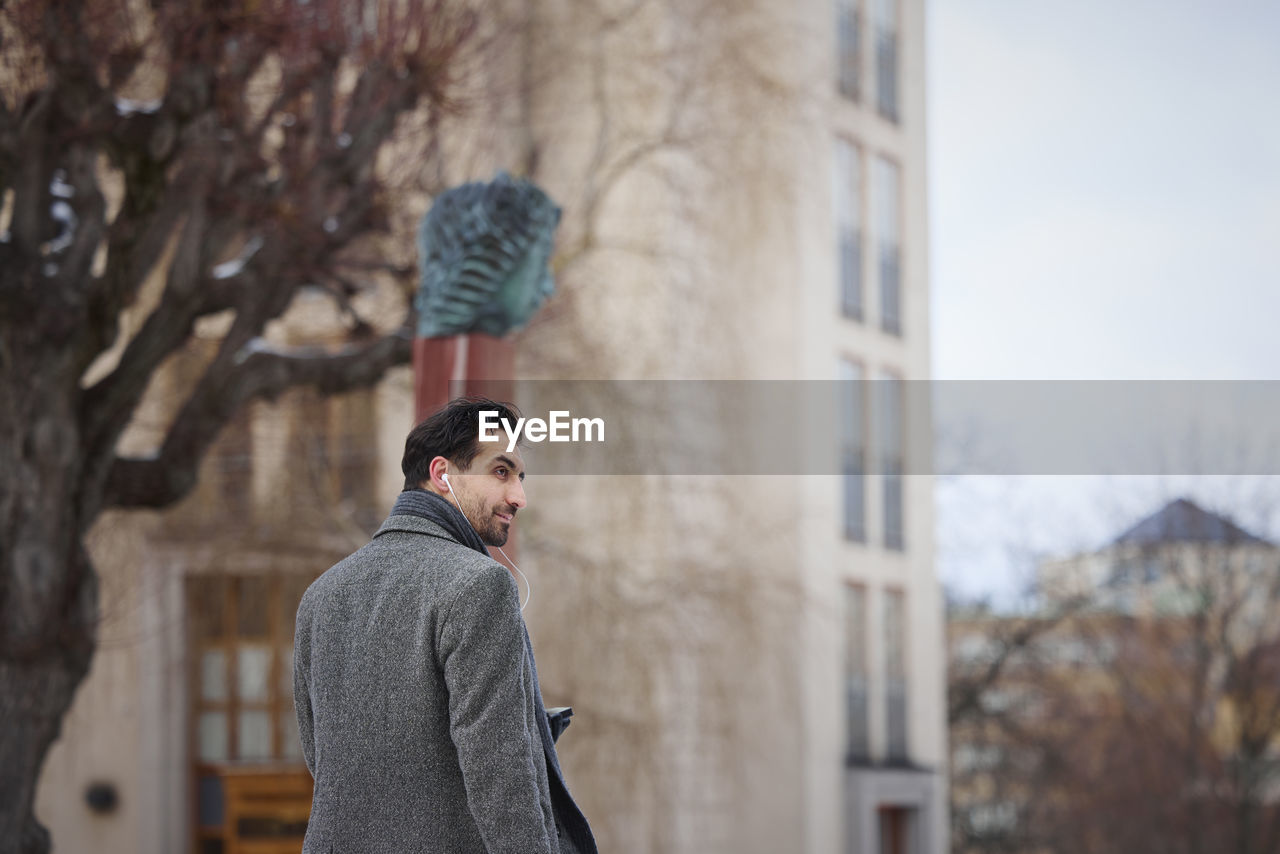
[426,456,451,494]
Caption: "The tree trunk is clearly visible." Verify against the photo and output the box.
[0,649,93,854]
[0,529,97,854]
[0,276,100,854]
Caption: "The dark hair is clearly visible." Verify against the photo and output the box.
[401,397,523,490]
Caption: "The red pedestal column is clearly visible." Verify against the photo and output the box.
[412,333,515,420]
[412,333,520,566]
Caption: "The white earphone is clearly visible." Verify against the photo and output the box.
[442,470,531,612]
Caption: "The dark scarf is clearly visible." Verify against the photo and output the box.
[390,488,489,555]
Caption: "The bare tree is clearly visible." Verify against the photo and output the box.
[0,2,484,850]
[949,497,1280,854]
[947,592,1087,729]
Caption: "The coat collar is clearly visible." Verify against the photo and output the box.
[372,513,460,542]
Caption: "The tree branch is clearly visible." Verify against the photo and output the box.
[79,197,213,458]
[8,89,53,254]
[80,78,214,371]
[949,597,1086,726]
[99,323,413,511]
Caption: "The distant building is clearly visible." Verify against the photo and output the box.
[948,498,1280,854]
[1039,498,1277,626]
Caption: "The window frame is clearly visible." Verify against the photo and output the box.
[834,137,866,323]
[876,367,906,551]
[188,571,317,852]
[883,585,910,762]
[872,0,900,122]
[839,355,868,543]
[870,153,903,337]
[836,0,863,101]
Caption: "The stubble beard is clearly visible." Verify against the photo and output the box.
[478,515,510,547]
[463,495,513,547]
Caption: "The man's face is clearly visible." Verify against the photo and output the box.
[447,437,526,547]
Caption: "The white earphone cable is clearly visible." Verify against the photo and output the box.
[443,473,531,612]
[496,546,531,614]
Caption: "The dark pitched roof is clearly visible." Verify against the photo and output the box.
[1112,498,1270,547]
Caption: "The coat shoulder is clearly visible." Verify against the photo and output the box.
[304,526,507,605]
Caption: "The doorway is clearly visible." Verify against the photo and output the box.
[878,805,915,854]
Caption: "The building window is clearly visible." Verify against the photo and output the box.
[873,0,899,122]
[877,370,905,551]
[953,742,1005,774]
[872,155,901,336]
[216,406,255,519]
[844,584,870,761]
[172,338,257,523]
[840,358,867,542]
[836,0,861,100]
[884,588,909,761]
[329,388,381,531]
[189,573,316,851]
[835,139,863,321]
[967,801,1018,838]
[293,387,381,532]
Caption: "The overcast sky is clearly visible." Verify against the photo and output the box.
[926,0,1280,603]
[929,0,1280,382]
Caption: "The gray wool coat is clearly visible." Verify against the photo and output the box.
[293,513,592,853]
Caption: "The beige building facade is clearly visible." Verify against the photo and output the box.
[33,2,945,853]
[516,0,945,851]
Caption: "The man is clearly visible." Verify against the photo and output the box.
[293,397,597,853]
